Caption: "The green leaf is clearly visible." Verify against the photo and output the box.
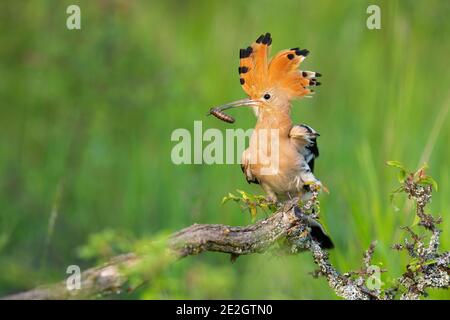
[386,160,406,170]
[424,259,437,266]
[236,189,250,200]
[250,207,257,221]
[418,176,438,191]
[397,169,407,183]
[407,258,421,272]
[411,214,421,227]
[221,192,240,204]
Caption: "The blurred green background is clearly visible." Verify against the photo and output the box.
[0,0,449,299]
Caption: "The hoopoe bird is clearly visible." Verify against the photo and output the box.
[210,32,322,202]
[209,33,333,248]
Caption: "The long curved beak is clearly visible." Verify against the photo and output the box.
[208,98,260,114]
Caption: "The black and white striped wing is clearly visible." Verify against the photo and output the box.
[289,124,320,173]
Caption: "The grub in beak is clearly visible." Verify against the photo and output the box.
[207,98,260,124]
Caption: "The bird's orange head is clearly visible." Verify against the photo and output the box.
[210,33,321,119]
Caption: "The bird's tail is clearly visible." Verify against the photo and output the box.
[309,222,334,249]
[294,206,334,249]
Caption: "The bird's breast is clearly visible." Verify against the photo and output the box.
[246,133,304,190]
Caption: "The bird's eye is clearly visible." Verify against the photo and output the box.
[263,93,271,100]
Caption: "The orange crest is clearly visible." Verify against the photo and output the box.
[238,33,315,100]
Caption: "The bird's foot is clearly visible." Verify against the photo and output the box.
[303,178,330,194]
[303,180,323,193]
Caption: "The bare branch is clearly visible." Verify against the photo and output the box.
[3,170,449,300]
[2,204,313,300]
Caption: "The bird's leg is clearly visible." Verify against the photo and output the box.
[284,195,301,213]
[297,168,323,219]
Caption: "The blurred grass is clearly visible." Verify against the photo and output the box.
[0,0,449,299]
